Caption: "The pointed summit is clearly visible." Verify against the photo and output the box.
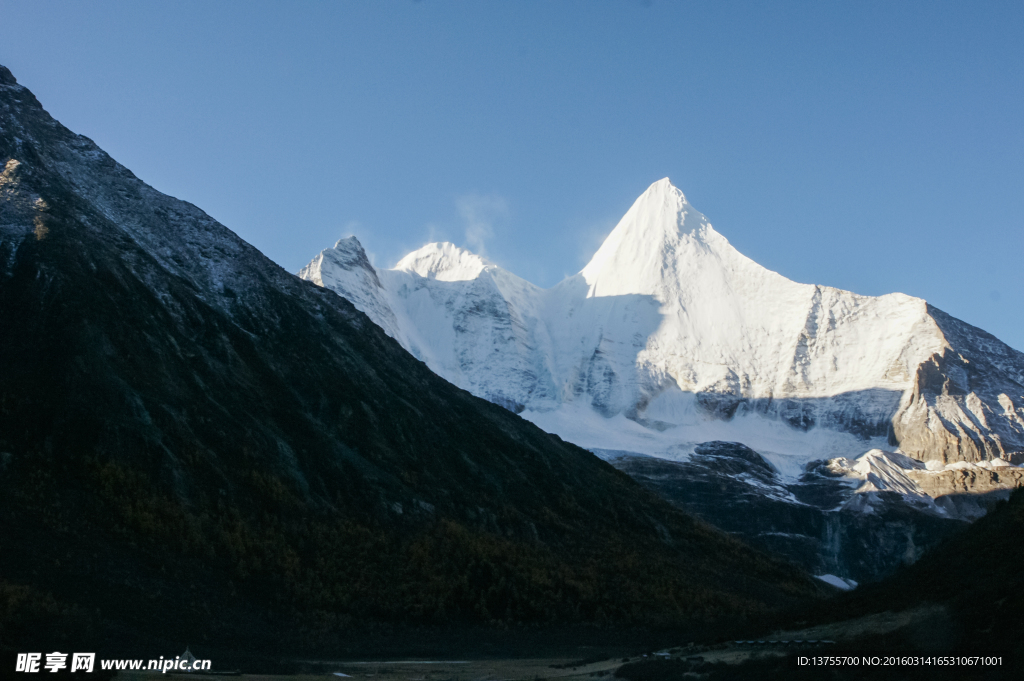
[299,235,379,285]
[299,235,403,339]
[330,236,376,274]
[580,178,734,299]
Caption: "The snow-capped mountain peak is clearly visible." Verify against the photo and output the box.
[395,241,493,281]
[300,179,1024,469]
[582,177,698,295]
[298,176,1024,584]
[579,178,774,304]
[298,235,402,339]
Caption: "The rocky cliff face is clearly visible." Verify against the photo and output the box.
[892,308,1024,464]
[605,443,1022,583]
[606,444,966,581]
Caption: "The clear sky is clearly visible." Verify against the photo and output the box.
[2,0,1022,351]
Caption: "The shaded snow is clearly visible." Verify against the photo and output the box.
[521,401,889,480]
[815,574,858,590]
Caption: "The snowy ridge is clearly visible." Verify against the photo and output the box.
[300,178,1024,470]
[822,448,1024,519]
[395,241,493,281]
[298,237,403,339]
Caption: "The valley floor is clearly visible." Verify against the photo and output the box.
[100,604,990,681]
[111,608,1014,681]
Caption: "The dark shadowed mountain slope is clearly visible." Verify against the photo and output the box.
[684,487,1024,679]
[604,491,1024,681]
[0,65,823,655]
[810,485,1024,657]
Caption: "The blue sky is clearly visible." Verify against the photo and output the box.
[2,0,1022,350]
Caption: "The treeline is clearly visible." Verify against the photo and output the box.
[0,446,800,637]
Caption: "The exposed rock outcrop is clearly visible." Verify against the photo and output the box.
[892,308,1024,464]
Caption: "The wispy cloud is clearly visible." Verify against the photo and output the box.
[456,194,508,256]
[422,221,449,245]
[341,220,361,237]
